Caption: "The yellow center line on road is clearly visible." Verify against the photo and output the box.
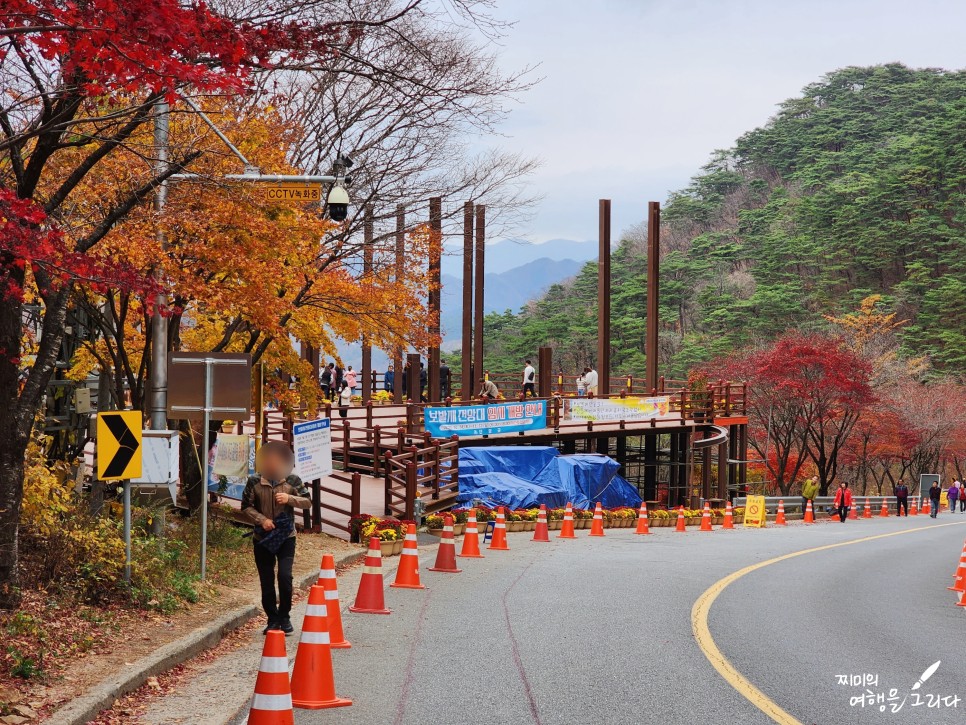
[690,521,966,725]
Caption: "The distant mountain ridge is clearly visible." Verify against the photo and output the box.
[440,238,596,276]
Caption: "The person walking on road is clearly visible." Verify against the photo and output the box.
[241,441,311,635]
[929,480,942,518]
[956,480,966,512]
[801,477,818,517]
[948,481,959,514]
[833,481,853,523]
[584,366,599,396]
[894,479,909,517]
[338,380,352,419]
[333,364,344,401]
[522,360,536,398]
[478,376,499,402]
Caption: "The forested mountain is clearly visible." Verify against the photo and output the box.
[478,64,966,378]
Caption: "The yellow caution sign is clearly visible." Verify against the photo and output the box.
[263,183,321,203]
[743,495,767,528]
[97,411,142,480]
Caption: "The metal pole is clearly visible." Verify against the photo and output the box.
[201,359,212,580]
[123,481,131,582]
[427,197,442,403]
[149,102,170,430]
[393,207,405,405]
[645,201,661,391]
[461,202,474,400]
[361,206,373,402]
[473,205,486,393]
[597,199,611,395]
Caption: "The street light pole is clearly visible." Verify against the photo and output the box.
[149,102,169,430]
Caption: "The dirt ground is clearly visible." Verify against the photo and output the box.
[0,533,356,724]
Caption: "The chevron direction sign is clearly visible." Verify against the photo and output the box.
[96,411,143,481]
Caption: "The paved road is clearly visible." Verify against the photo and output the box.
[186,516,966,725]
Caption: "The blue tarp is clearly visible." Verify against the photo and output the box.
[457,446,642,510]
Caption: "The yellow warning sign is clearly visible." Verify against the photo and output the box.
[97,411,143,480]
[743,494,767,528]
[263,183,322,203]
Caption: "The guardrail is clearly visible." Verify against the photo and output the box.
[731,495,919,515]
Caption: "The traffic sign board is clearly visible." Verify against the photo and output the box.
[97,411,143,480]
[263,182,321,202]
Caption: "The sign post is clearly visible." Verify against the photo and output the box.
[743,494,767,528]
[96,410,143,582]
[167,353,251,579]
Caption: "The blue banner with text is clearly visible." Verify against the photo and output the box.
[424,401,547,438]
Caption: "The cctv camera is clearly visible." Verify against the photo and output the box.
[327,185,350,222]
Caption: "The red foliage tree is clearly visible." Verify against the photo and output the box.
[720,333,873,496]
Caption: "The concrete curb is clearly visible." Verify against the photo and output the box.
[46,549,367,725]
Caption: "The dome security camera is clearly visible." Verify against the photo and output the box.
[327,184,350,222]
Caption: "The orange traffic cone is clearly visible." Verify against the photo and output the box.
[848,502,858,520]
[458,511,484,558]
[722,501,734,529]
[775,499,787,526]
[879,499,889,517]
[247,630,295,725]
[804,500,814,525]
[957,586,966,608]
[532,504,550,542]
[675,506,686,532]
[910,498,918,516]
[391,523,425,589]
[589,502,605,536]
[429,515,462,573]
[863,498,872,519]
[558,502,577,539]
[635,502,651,535]
[699,501,713,532]
[949,541,966,592]
[290,585,352,710]
[488,507,510,550]
[348,537,391,615]
[317,554,349,649]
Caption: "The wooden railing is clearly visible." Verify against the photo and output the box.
[383,436,459,520]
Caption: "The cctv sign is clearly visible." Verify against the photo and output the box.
[263,182,322,202]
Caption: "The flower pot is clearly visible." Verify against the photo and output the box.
[427,528,443,537]
[392,539,404,555]
[712,516,723,525]
[453,523,465,536]
[548,520,562,530]
[380,540,396,556]
[507,521,525,532]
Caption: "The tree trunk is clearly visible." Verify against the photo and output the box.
[0,438,27,609]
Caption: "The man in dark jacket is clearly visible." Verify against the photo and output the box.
[241,441,311,634]
[929,480,942,518]
[894,480,909,517]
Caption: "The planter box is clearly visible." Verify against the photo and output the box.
[507,521,525,532]
[453,523,465,536]
[548,520,562,530]
[523,521,536,531]
[380,540,397,557]
[427,528,443,537]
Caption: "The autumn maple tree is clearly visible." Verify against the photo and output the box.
[0,0,367,608]
[721,333,873,496]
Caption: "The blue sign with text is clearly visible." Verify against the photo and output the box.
[424,401,547,438]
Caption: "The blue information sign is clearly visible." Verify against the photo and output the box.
[424,400,547,438]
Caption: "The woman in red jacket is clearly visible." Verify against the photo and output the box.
[833,482,853,523]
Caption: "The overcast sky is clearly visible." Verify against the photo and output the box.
[485,0,966,244]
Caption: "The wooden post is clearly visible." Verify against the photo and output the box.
[361,205,373,402]
[717,439,729,500]
[406,352,421,408]
[427,197,442,403]
[645,201,660,391]
[461,201,474,400]
[473,205,485,397]
[597,199,611,395]
[538,346,553,398]
[393,206,405,404]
